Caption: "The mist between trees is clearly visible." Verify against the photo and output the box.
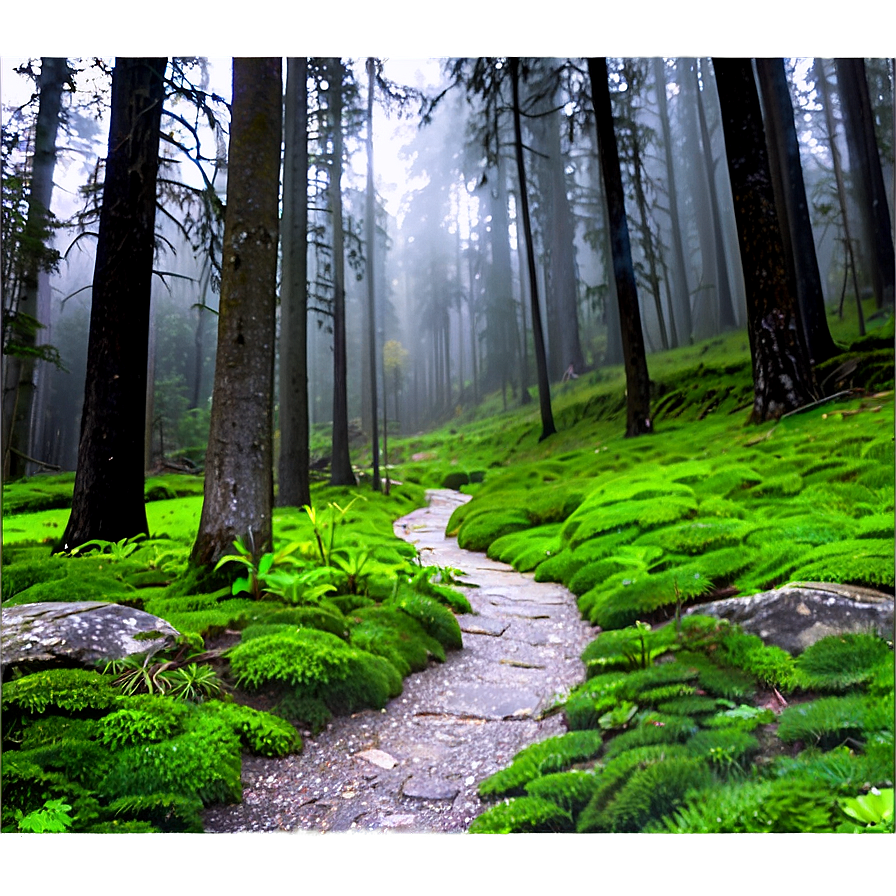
[2,56,893,559]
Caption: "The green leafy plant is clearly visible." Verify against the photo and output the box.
[838,787,894,831]
[14,797,74,833]
[63,534,146,560]
[304,497,366,566]
[213,535,303,600]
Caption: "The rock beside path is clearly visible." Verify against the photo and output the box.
[687,581,894,654]
[202,489,595,833]
[1,601,180,674]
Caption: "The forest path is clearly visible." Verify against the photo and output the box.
[202,489,594,833]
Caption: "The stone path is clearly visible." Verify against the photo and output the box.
[202,489,595,833]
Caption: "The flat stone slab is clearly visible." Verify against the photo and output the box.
[1,601,180,672]
[354,749,398,770]
[401,777,461,800]
[457,616,509,636]
[438,683,542,720]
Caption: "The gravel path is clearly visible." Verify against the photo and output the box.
[202,489,595,833]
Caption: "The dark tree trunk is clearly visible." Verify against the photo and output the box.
[756,58,840,365]
[277,57,312,509]
[59,57,166,551]
[360,58,377,450]
[190,57,282,567]
[712,58,817,422]
[328,59,355,486]
[654,57,693,344]
[836,57,896,308]
[4,57,68,481]
[588,58,653,437]
[509,58,555,440]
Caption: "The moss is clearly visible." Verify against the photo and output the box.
[468,796,574,833]
[1,557,68,601]
[478,729,604,798]
[2,668,119,717]
[793,634,893,694]
[226,628,403,716]
[384,587,462,651]
[523,770,599,815]
[456,509,531,552]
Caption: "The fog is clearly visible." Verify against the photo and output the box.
[2,56,892,476]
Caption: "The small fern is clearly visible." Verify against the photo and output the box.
[468,796,573,833]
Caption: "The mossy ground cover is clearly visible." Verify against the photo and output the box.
[470,620,894,833]
[393,309,893,834]
[3,308,892,833]
[1,474,469,831]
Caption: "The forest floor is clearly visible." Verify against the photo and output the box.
[201,489,594,833]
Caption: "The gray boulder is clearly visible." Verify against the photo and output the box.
[686,581,894,654]
[1,601,180,673]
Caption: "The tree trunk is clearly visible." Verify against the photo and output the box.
[190,57,282,567]
[4,57,68,481]
[588,58,653,437]
[510,58,556,440]
[59,57,166,551]
[712,58,817,422]
[654,57,693,344]
[816,59,867,336]
[628,117,670,350]
[328,59,355,486]
[277,57,312,509]
[836,57,896,308]
[756,58,839,365]
[360,60,375,444]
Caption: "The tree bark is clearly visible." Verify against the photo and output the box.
[328,59,355,486]
[4,57,68,481]
[59,57,166,551]
[588,58,653,437]
[277,57,312,509]
[190,57,282,567]
[756,58,839,365]
[712,58,817,423]
[509,58,556,440]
